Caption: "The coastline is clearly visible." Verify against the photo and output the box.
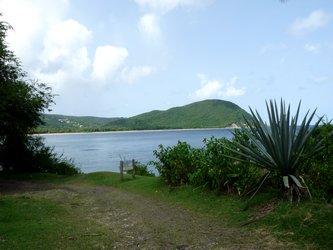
[36,127,238,136]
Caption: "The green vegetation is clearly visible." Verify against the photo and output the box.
[36,114,119,133]
[302,122,333,202]
[0,195,111,249]
[15,136,81,175]
[152,132,260,195]
[230,100,324,202]
[104,99,251,130]
[1,15,50,172]
[0,15,79,175]
[260,200,333,250]
[0,177,115,249]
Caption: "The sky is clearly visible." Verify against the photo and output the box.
[1,0,333,120]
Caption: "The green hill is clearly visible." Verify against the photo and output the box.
[37,114,120,133]
[104,99,251,130]
[37,99,251,133]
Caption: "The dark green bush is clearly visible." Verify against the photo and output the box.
[152,131,260,195]
[301,123,333,202]
[0,136,80,175]
[190,134,260,195]
[304,162,333,202]
[29,137,81,175]
[189,137,235,191]
[153,141,203,186]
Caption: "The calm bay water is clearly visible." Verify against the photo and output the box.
[42,129,233,173]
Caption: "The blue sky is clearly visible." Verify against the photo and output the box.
[1,0,333,120]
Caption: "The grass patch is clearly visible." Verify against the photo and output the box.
[257,201,333,249]
[0,194,114,249]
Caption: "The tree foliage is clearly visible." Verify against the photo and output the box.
[0,14,59,172]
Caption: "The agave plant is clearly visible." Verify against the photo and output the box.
[230,99,324,202]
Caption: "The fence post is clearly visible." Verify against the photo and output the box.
[120,160,124,180]
[132,159,135,178]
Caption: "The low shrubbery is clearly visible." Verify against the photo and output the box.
[29,136,81,175]
[153,141,203,186]
[190,136,260,195]
[152,131,260,195]
[301,123,333,202]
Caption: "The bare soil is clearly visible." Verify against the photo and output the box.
[0,180,295,249]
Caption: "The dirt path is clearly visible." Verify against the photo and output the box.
[0,180,292,249]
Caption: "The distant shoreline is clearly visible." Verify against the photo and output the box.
[36,127,238,136]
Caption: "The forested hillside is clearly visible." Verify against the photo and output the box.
[37,99,251,133]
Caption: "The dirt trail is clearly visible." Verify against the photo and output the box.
[0,180,292,249]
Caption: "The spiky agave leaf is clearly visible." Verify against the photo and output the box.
[228,99,324,200]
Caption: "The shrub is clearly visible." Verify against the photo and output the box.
[303,162,333,202]
[189,134,260,195]
[153,141,203,186]
[188,137,229,190]
[1,136,81,175]
[301,123,333,202]
[152,133,260,195]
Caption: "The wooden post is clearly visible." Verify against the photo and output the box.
[132,159,135,178]
[120,160,124,180]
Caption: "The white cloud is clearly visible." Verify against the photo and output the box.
[304,43,321,52]
[1,0,151,91]
[121,66,153,83]
[195,79,223,98]
[192,74,245,99]
[289,10,331,35]
[138,13,161,38]
[92,46,129,81]
[41,19,92,72]
[224,82,246,97]
[28,19,92,91]
[135,0,211,39]
[135,0,208,13]
[223,77,245,98]
[1,0,69,65]
[45,19,91,51]
[0,0,94,91]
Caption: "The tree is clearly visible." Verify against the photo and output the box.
[0,14,53,172]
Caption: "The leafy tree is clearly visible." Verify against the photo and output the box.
[0,14,53,172]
